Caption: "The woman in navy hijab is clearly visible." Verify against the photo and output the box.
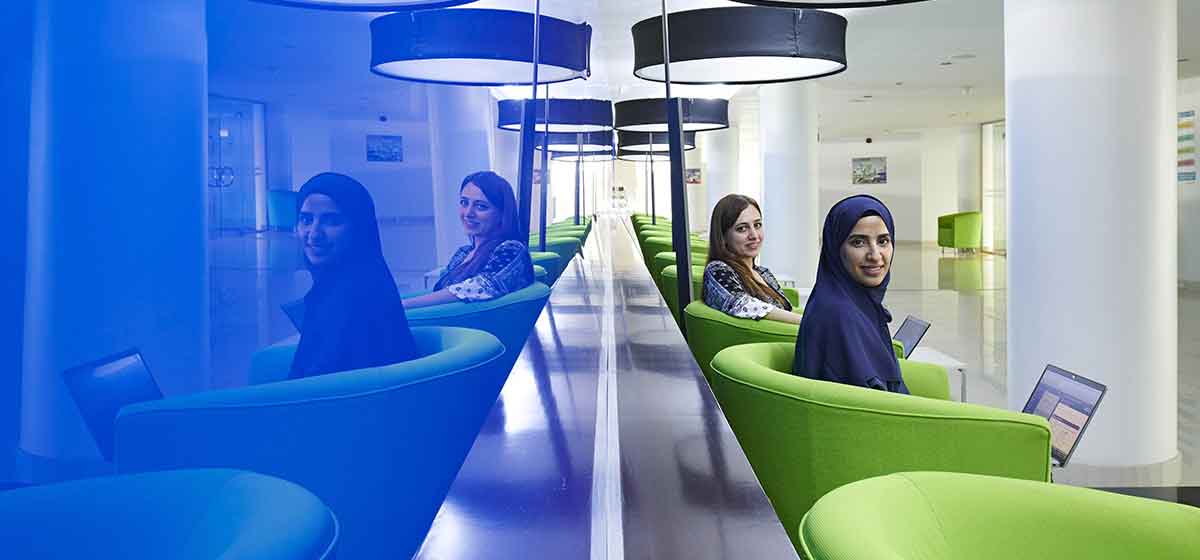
[289,172,418,379]
[792,195,909,394]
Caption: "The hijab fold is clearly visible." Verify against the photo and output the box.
[289,173,418,379]
[792,195,908,394]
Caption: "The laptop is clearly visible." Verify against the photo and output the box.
[892,315,931,359]
[63,349,164,461]
[1021,364,1108,467]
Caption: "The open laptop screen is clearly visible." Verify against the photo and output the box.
[1021,364,1107,466]
[893,315,930,359]
[63,349,164,461]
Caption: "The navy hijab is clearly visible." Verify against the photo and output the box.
[289,173,418,379]
[792,195,908,394]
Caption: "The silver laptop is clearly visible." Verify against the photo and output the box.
[1021,364,1107,467]
[63,349,164,461]
[893,315,931,359]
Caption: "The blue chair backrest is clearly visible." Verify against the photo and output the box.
[114,326,505,559]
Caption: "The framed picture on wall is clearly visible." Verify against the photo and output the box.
[366,134,404,162]
[685,168,701,184]
[852,157,887,185]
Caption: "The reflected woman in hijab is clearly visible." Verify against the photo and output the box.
[793,195,909,394]
[404,171,534,309]
[290,172,418,379]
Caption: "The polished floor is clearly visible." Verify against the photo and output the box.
[207,228,1199,488]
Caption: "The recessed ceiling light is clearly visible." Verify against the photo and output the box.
[862,94,873,99]
[950,53,977,60]
[939,61,954,67]
[1180,58,1192,63]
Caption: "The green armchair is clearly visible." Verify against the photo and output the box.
[800,472,1200,560]
[639,235,709,269]
[937,211,982,251]
[709,342,1052,555]
[652,251,708,293]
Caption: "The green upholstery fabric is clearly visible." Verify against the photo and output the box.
[660,264,707,325]
[683,301,800,383]
[651,251,708,292]
[527,238,581,284]
[640,235,709,269]
[937,211,982,250]
[801,472,1200,560]
[709,343,1052,555]
[529,252,562,285]
[532,264,547,283]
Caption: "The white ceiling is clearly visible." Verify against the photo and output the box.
[208,0,1200,137]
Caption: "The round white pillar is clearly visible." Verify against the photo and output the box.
[1006,0,1177,466]
[702,126,739,232]
[427,85,494,264]
[758,82,819,290]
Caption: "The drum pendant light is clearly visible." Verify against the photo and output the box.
[552,151,615,162]
[497,98,614,133]
[632,7,847,85]
[726,0,928,8]
[370,9,592,86]
[617,131,696,153]
[613,98,728,133]
[532,131,614,152]
[251,0,478,10]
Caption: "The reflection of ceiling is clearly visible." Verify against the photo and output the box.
[208,0,1200,136]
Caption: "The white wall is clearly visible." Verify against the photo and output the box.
[920,126,981,242]
[818,135,924,242]
[1180,77,1200,282]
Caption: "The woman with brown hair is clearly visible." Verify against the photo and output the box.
[702,194,802,325]
[403,171,534,309]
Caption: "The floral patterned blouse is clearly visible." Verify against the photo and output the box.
[434,240,535,302]
[702,260,793,320]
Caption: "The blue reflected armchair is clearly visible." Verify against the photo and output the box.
[115,326,506,559]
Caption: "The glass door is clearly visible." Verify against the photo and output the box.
[981,121,1007,255]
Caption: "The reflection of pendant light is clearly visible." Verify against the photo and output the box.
[370,9,592,86]
[614,98,728,133]
[497,98,613,132]
[726,0,926,7]
[251,0,477,9]
[533,131,614,153]
[632,7,847,85]
[618,131,696,152]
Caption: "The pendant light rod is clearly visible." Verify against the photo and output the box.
[575,133,583,225]
[517,0,543,241]
[650,151,657,224]
[661,0,694,333]
[539,83,551,253]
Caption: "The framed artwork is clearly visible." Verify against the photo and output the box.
[366,134,404,162]
[685,168,702,184]
[852,157,887,185]
[1179,110,1196,183]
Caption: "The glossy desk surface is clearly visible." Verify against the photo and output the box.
[417,215,797,559]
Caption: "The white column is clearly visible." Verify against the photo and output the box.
[702,125,739,232]
[21,0,210,465]
[758,82,820,290]
[1006,0,1177,466]
[427,85,494,264]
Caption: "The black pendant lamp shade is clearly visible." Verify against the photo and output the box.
[618,131,697,153]
[497,98,613,133]
[726,0,927,7]
[371,9,592,86]
[614,98,728,133]
[632,7,847,85]
[618,149,680,162]
[552,151,616,162]
[252,0,477,10]
[533,131,614,153]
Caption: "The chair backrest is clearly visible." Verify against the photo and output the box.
[800,472,1200,560]
[640,235,708,269]
[529,251,562,284]
[683,300,799,383]
[406,282,551,373]
[659,264,707,325]
[526,238,581,282]
[651,251,708,291]
[0,468,339,559]
[115,326,505,558]
[709,342,1052,555]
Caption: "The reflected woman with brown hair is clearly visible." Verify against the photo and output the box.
[702,194,802,325]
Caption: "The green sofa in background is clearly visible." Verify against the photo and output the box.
[800,472,1200,560]
[937,211,982,251]
[709,342,1052,555]
[267,190,299,231]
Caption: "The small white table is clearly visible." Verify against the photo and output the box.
[908,346,968,402]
